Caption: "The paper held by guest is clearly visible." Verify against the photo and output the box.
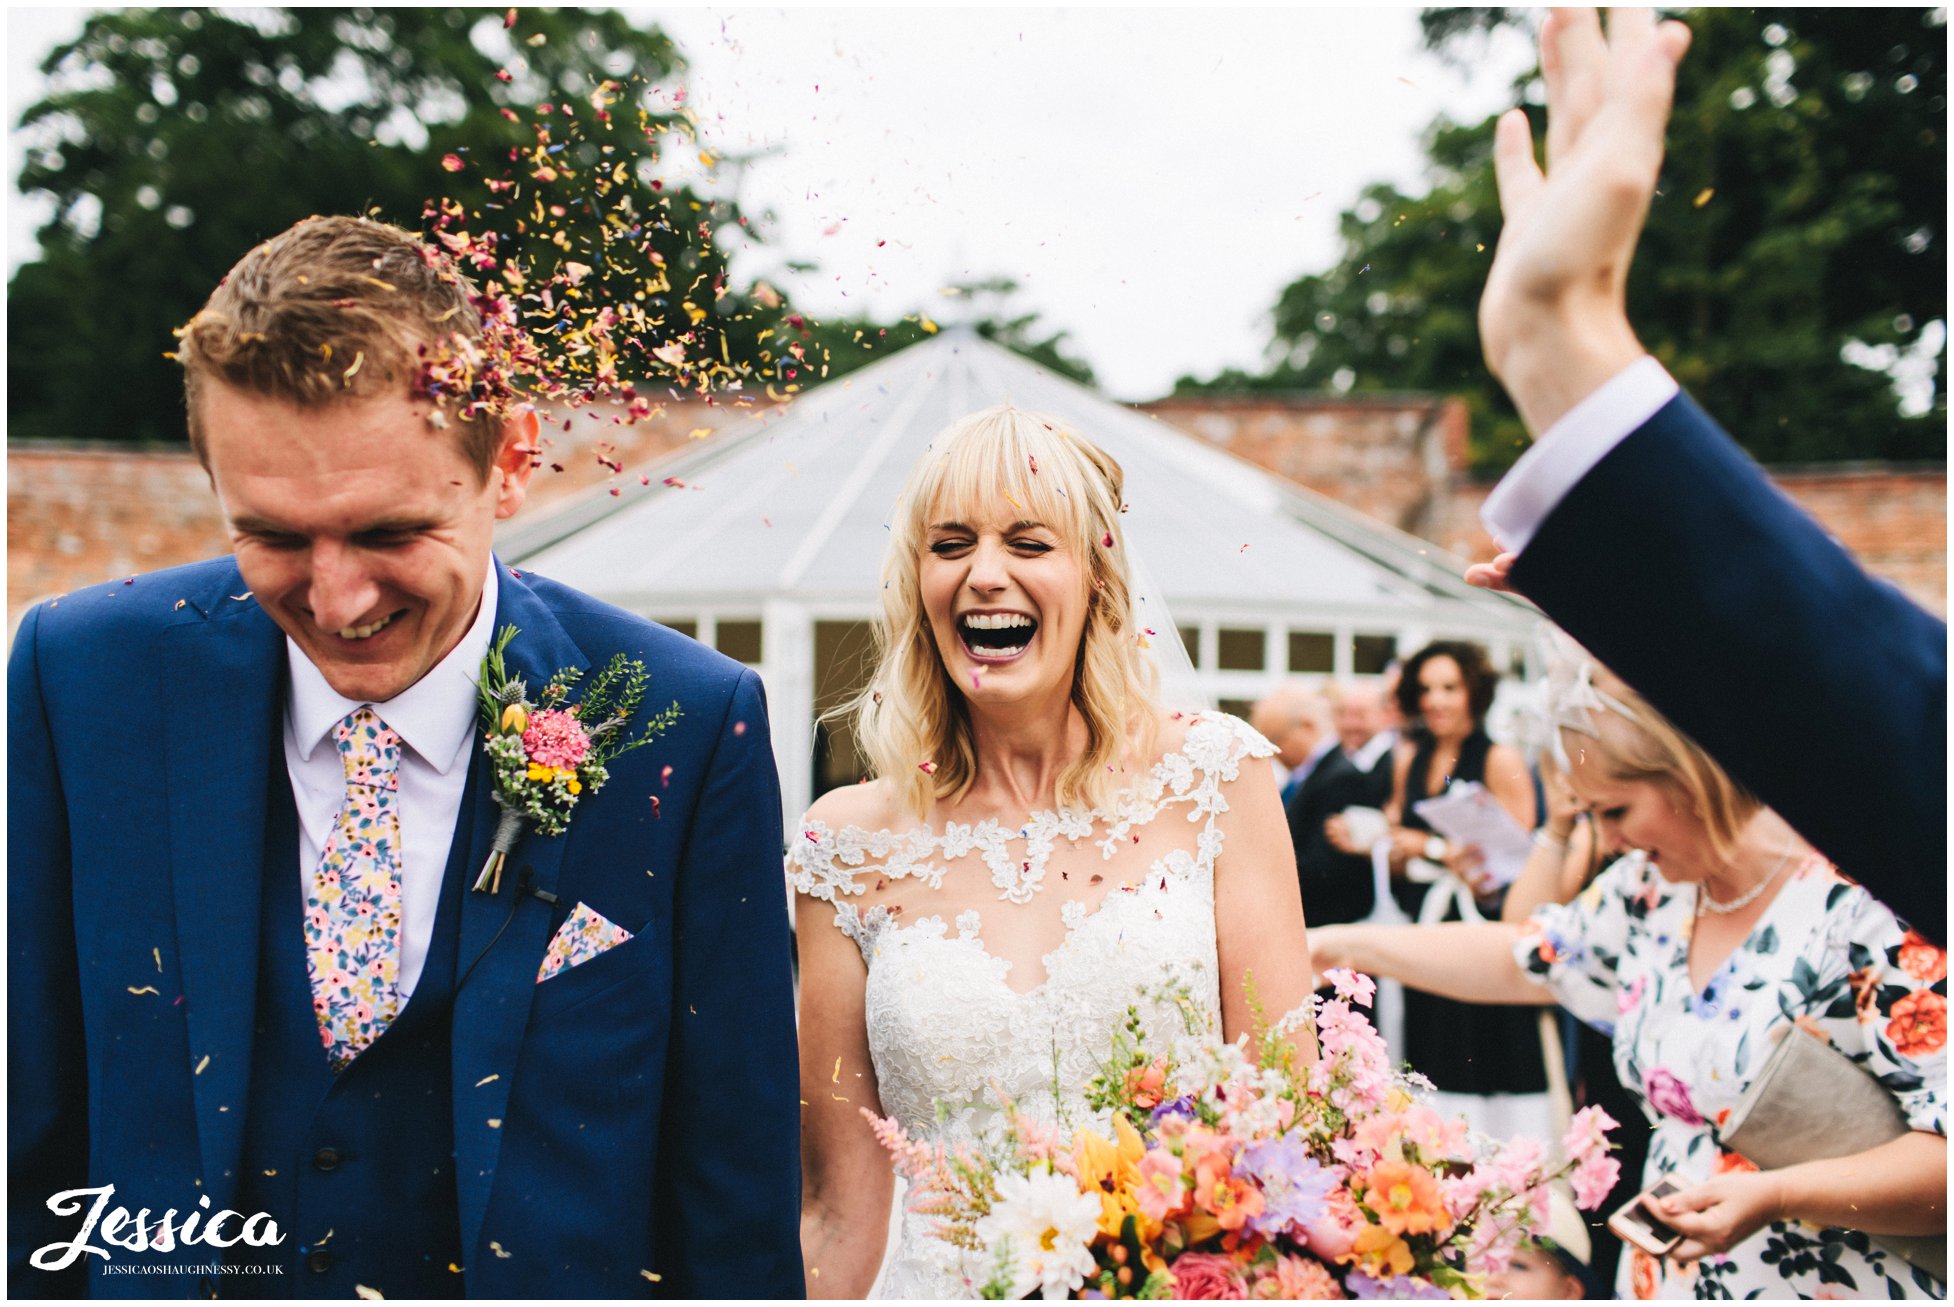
[1411,781,1533,889]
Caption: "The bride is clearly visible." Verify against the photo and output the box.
[790,405,1318,1297]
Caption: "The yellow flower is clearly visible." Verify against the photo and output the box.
[1072,1116,1159,1247]
[527,763,554,783]
[501,704,528,735]
[567,777,582,795]
[1351,1220,1415,1277]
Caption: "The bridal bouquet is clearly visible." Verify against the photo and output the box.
[865,971,1618,1300]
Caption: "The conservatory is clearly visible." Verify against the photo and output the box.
[501,331,1539,829]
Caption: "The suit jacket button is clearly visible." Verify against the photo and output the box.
[306,1250,335,1275]
[313,1146,343,1172]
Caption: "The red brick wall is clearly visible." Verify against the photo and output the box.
[10,393,1942,633]
[5,395,768,632]
[1139,394,1469,540]
[1143,394,1945,618]
[8,445,231,628]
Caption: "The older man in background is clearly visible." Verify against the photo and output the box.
[1249,682,1333,808]
[1287,681,1396,930]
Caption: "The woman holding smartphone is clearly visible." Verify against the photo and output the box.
[1310,652,1945,1299]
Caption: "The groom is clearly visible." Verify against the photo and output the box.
[8,216,804,1297]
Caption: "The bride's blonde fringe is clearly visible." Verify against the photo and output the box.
[834,405,1161,819]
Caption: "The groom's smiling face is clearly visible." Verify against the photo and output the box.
[199,380,535,703]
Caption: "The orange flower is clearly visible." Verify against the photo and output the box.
[1888,989,1948,1057]
[1631,1248,1661,1300]
[1363,1159,1446,1237]
[1714,1149,1759,1175]
[1124,1059,1169,1110]
[1899,932,1949,984]
[1191,1153,1265,1233]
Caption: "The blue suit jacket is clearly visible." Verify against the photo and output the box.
[1510,391,1946,939]
[8,557,805,1297]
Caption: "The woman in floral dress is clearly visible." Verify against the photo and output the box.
[1311,656,1945,1299]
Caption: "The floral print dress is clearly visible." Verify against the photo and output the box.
[1516,850,1946,1300]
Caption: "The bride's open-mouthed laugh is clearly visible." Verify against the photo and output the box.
[788,404,1319,1298]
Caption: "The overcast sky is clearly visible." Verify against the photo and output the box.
[7,6,1536,400]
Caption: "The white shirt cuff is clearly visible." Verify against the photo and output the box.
[1481,356,1681,553]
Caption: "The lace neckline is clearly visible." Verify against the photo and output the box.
[791,712,1273,906]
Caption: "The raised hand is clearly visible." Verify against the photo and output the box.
[1479,8,1693,436]
[1462,551,1518,594]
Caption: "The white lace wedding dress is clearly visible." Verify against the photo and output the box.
[788,712,1276,1298]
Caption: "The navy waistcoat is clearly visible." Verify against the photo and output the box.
[229,767,476,1298]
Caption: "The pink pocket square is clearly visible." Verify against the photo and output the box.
[536,902,634,983]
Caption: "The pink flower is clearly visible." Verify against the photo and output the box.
[1641,1067,1703,1125]
[1487,1134,1545,1197]
[1571,1149,1622,1209]
[1326,968,1377,1007]
[1618,974,1647,1014]
[1169,1252,1249,1300]
[1299,1188,1362,1261]
[1250,1252,1346,1300]
[1563,1104,1618,1167]
[1136,1147,1187,1222]
[522,708,591,770]
[1318,1003,1393,1115]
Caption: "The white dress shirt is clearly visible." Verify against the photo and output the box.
[1480,355,1681,553]
[283,562,498,998]
[1346,727,1397,775]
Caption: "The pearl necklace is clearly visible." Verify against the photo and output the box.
[1696,843,1798,916]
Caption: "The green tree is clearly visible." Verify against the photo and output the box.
[9,9,1101,445]
[9,7,797,443]
[1181,8,1946,470]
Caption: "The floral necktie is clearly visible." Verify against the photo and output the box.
[304,707,405,1073]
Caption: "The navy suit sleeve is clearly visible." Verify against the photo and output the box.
[1510,391,1946,937]
[653,668,804,1297]
[7,604,89,1298]
[1286,760,1376,928]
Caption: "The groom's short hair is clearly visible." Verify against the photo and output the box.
[175,214,510,480]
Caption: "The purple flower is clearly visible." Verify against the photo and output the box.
[1236,1135,1340,1237]
[1149,1095,1199,1128]
[1345,1272,1452,1300]
[1641,1066,1704,1125]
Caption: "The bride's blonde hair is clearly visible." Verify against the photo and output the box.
[845,404,1161,818]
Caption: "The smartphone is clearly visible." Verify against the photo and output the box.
[1607,1176,1684,1257]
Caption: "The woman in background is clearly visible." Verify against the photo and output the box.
[1312,659,1945,1298]
[1333,640,1547,1140]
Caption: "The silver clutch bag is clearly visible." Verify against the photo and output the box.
[1722,1025,1945,1283]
